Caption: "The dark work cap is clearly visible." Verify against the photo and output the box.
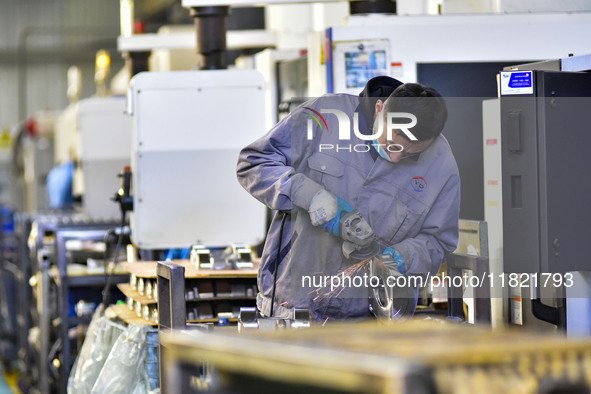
[358,76,404,129]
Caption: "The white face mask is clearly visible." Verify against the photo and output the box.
[371,117,392,162]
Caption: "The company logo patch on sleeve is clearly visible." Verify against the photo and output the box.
[411,176,427,192]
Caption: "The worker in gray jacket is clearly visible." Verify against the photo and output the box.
[237,76,460,321]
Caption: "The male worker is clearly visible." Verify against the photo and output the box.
[237,76,460,320]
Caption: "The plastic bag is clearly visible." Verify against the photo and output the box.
[68,306,126,394]
[90,325,149,394]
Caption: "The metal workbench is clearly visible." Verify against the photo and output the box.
[161,320,591,393]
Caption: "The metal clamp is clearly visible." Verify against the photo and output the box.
[190,245,213,270]
[238,307,310,332]
[224,244,254,270]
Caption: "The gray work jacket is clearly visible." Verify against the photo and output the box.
[237,93,460,320]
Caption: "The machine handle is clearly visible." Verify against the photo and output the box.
[507,111,522,153]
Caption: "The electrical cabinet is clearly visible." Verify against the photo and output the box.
[501,70,591,274]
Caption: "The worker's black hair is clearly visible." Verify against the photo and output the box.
[359,76,404,129]
[384,83,448,141]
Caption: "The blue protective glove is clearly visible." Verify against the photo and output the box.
[382,247,406,275]
[308,189,353,237]
[321,197,353,236]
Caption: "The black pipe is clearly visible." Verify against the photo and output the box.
[190,6,230,70]
[349,0,396,15]
[123,50,151,78]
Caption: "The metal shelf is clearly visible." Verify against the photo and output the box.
[108,304,241,327]
[40,223,122,394]
[186,296,257,302]
[49,266,128,287]
[117,283,156,305]
[109,304,156,327]
[122,260,258,279]
[68,273,128,288]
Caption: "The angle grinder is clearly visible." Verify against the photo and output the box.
[338,211,416,319]
[339,211,381,260]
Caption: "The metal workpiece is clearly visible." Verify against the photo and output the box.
[238,307,311,332]
[368,258,416,320]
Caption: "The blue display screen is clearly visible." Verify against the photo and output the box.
[508,72,532,88]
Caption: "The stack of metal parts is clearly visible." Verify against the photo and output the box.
[161,320,591,394]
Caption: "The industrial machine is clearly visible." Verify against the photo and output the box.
[500,66,591,275]
[320,13,591,94]
[317,11,591,223]
[55,96,132,219]
[126,69,267,250]
[499,54,591,333]
[11,112,56,212]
